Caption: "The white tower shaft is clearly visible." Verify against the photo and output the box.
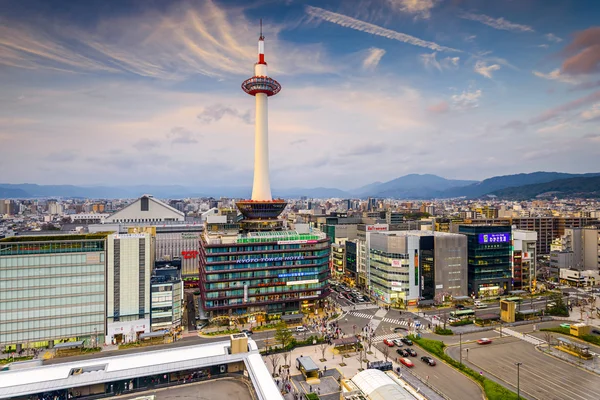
[251,92,272,201]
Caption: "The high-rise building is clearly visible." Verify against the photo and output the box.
[512,229,537,291]
[105,233,153,345]
[0,234,108,351]
[150,263,183,332]
[459,225,512,297]
[198,25,330,324]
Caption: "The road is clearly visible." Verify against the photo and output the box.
[373,341,484,400]
[446,336,600,400]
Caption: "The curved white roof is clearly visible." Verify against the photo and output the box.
[351,369,414,400]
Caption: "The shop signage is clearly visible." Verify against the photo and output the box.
[277,240,318,245]
[287,279,318,286]
[367,224,389,232]
[181,233,199,239]
[181,250,199,259]
[478,233,510,244]
[236,255,305,264]
[278,271,318,278]
[391,259,402,267]
[257,282,286,287]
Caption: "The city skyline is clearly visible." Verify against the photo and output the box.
[1,0,600,189]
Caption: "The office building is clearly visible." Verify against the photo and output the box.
[151,264,183,332]
[0,234,108,351]
[512,229,537,291]
[459,225,512,297]
[345,240,358,284]
[105,233,152,345]
[331,242,345,277]
[368,231,467,307]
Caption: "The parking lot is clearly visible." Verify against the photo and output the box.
[448,336,600,400]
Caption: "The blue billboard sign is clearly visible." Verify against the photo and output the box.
[278,271,318,278]
[478,233,510,244]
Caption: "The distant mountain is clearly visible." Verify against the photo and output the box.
[440,172,600,199]
[274,187,350,199]
[0,187,30,198]
[352,174,477,199]
[490,176,600,199]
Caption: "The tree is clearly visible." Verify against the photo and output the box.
[382,344,390,363]
[318,335,328,361]
[275,322,293,349]
[282,351,290,368]
[267,353,281,377]
[543,332,553,346]
[366,333,374,354]
[357,344,366,371]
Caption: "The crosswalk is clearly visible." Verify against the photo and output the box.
[496,328,546,346]
[382,317,413,326]
[373,332,403,342]
[348,311,375,320]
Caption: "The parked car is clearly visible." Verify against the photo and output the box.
[296,326,308,332]
[592,328,600,335]
[421,356,436,366]
[455,304,466,310]
[383,339,395,347]
[396,348,409,357]
[241,329,253,336]
[399,357,414,368]
[392,339,403,347]
[400,337,413,346]
[477,338,492,345]
[407,348,417,357]
[560,323,571,329]
[475,303,488,309]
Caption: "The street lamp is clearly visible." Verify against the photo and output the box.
[459,333,463,365]
[515,362,522,399]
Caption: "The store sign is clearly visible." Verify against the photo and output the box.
[436,284,443,289]
[391,281,402,286]
[391,259,402,267]
[277,240,318,245]
[367,224,389,232]
[114,234,147,239]
[181,250,199,259]
[278,271,318,278]
[287,279,318,286]
[478,233,510,244]
[236,255,305,264]
[181,233,199,239]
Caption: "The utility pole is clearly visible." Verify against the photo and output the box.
[515,362,522,399]
[459,332,462,365]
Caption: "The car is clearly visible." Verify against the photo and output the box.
[455,304,466,310]
[400,337,413,346]
[477,338,492,345]
[296,326,308,332]
[383,339,395,347]
[475,303,488,309]
[421,356,436,366]
[394,326,408,333]
[407,348,417,357]
[560,323,571,329]
[241,329,253,336]
[392,339,403,347]
[399,357,414,368]
[396,348,409,357]
[592,329,600,335]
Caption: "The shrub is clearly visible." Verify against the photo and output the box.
[434,326,454,335]
[449,319,473,327]
[540,327,600,346]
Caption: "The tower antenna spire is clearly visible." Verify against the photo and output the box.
[260,18,263,39]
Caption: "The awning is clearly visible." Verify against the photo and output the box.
[54,341,84,350]
[281,313,304,321]
[418,300,435,306]
[332,337,359,346]
[139,330,169,339]
[296,356,319,372]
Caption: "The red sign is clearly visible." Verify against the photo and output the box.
[181,250,199,259]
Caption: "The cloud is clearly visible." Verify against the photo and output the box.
[133,138,161,151]
[451,89,482,109]
[536,121,573,134]
[458,12,534,33]
[445,56,460,67]
[583,133,600,141]
[305,6,461,53]
[569,80,600,91]
[545,33,563,43]
[474,61,500,79]
[362,48,386,70]
[581,103,600,121]
[501,120,527,131]
[341,143,387,157]
[197,104,253,124]
[529,89,600,124]
[538,44,549,49]
[387,0,438,19]
[168,127,201,145]
[420,52,459,71]
[290,138,307,146]
[427,101,449,113]
[560,27,600,76]
[532,69,580,84]
[45,150,77,163]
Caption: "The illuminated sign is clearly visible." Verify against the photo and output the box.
[278,271,318,278]
[114,234,147,239]
[181,250,199,259]
[414,250,419,286]
[391,259,402,267]
[236,255,305,264]
[367,224,389,232]
[287,279,319,286]
[478,233,510,244]
[277,240,318,245]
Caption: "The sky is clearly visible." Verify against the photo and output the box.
[1,0,600,190]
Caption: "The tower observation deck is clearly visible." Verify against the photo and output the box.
[237,21,287,223]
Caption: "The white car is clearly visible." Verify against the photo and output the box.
[392,339,403,347]
[296,326,308,332]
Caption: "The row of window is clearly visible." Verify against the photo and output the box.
[1,314,104,332]
[204,283,325,299]
[1,304,104,320]
[0,294,104,310]
[204,267,326,281]
[0,323,102,345]
[0,274,104,288]
[204,275,327,291]
[205,242,329,253]
[0,253,104,267]
[205,249,330,263]
[1,264,104,279]
[1,284,105,300]
[205,291,321,308]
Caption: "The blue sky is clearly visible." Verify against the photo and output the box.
[1,0,599,190]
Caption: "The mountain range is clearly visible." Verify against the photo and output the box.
[1,171,599,200]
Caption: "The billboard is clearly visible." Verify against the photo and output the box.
[287,279,318,286]
[478,233,510,244]
[367,224,389,232]
[391,259,402,267]
[277,240,318,245]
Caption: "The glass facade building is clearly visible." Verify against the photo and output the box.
[459,225,512,297]
[0,237,106,350]
[199,230,330,323]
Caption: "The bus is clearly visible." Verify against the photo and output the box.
[504,297,523,303]
[450,309,475,319]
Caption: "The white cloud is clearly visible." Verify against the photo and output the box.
[362,48,386,70]
[474,60,501,79]
[532,69,580,84]
[420,52,459,71]
[451,89,482,109]
[305,6,461,53]
[459,12,534,33]
[387,0,438,19]
[536,121,573,134]
[581,103,600,121]
[445,56,460,67]
[545,33,563,43]
[538,44,549,49]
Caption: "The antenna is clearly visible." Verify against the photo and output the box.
[260,18,264,39]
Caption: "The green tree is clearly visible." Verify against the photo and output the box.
[275,322,294,349]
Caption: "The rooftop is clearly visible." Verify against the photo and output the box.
[0,232,113,243]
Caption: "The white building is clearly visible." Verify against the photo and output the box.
[105,233,153,345]
[155,231,201,277]
[103,195,185,224]
[512,229,538,291]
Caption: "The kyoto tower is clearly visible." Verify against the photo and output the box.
[236,21,287,227]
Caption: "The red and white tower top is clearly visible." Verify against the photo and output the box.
[242,19,281,97]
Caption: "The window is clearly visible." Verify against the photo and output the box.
[141,197,149,211]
